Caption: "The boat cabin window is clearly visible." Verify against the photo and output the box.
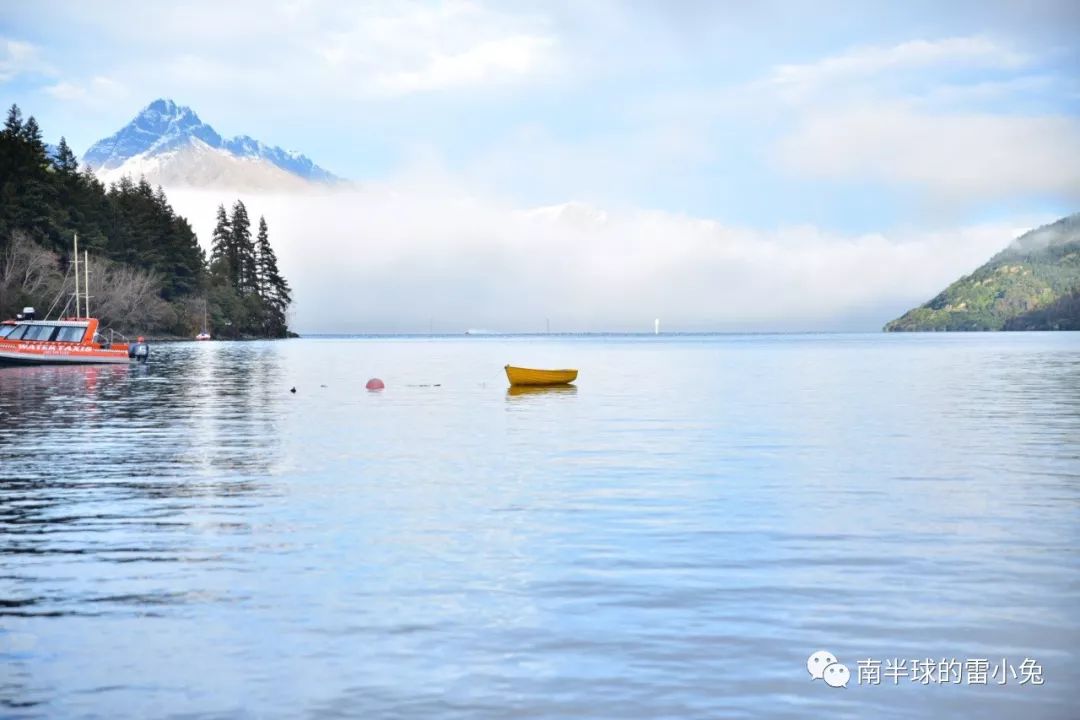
[0,324,15,338]
[56,325,87,343]
[6,324,29,340]
[23,324,55,341]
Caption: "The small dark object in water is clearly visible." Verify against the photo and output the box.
[290,387,296,394]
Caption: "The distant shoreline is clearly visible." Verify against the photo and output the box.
[287,330,1080,338]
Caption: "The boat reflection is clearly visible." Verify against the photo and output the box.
[506,384,578,399]
[0,362,131,398]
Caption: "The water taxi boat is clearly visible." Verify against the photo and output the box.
[0,311,148,366]
[0,234,149,366]
[505,365,578,387]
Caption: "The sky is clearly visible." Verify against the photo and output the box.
[2,0,1080,332]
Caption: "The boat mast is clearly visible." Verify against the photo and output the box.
[74,233,81,318]
[84,250,90,317]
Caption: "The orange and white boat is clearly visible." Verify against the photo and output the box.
[0,311,148,366]
[0,233,149,366]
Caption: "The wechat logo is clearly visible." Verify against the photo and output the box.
[807,650,850,688]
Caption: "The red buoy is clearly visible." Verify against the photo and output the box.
[366,378,385,391]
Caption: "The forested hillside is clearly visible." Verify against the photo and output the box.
[0,103,293,338]
[885,213,1080,332]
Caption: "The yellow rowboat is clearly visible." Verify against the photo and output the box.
[505,365,578,387]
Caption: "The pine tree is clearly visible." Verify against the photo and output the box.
[255,215,270,296]
[54,137,78,174]
[2,104,22,138]
[6,113,54,241]
[254,216,291,336]
[269,270,292,337]
[209,204,231,269]
[229,199,255,294]
[20,117,48,170]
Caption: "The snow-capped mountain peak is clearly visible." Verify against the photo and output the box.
[82,99,340,189]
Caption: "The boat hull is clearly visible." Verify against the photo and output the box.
[0,349,133,366]
[505,365,578,386]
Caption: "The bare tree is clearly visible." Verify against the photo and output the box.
[0,234,174,334]
[0,232,63,318]
[84,256,171,333]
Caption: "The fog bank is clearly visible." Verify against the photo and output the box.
[167,184,1033,334]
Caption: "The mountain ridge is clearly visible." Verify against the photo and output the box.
[82,99,339,188]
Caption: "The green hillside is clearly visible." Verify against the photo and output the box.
[885,213,1080,332]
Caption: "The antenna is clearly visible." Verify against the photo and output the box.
[84,250,90,317]
[74,233,81,318]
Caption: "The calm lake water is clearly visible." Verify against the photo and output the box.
[1,333,1078,719]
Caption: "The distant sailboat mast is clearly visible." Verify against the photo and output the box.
[84,250,90,317]
[73,233,81,318]
[654,318,660,335]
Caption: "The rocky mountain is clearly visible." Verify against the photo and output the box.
[885,213,1080,331]
[82,99,339,190]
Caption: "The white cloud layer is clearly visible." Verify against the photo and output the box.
[165,184,1033,333]
[775,102,1080,203]
[764,36,1080,205]
[24,0,558,99]
[0,37,45,83]
[373,34,555,94]
[43,76,128,105]
[769,37,1028,101]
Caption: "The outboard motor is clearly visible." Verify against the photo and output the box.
[128,336,150,363]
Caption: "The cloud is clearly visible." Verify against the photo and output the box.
[33,0,559,100]
[164,183,1035,333]
[769,36,1028,101]
[42,76,128,105]
[763,36,1080,205]
[6,3,1075,236]
[775,102,1080,203]
[314,1,559,95]
[373,34,555,94]
[0,38,46,83]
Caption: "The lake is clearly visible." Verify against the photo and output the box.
[1,333,1078,719]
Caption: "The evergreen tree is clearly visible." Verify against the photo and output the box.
[210,203,231,269]
[2,104,22,138]
[4,112,54,242]
[253,215,292,336]
[20,117,48,170]
[54,137,78,175]
[255,215,270,296]
[229,199,255,294]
